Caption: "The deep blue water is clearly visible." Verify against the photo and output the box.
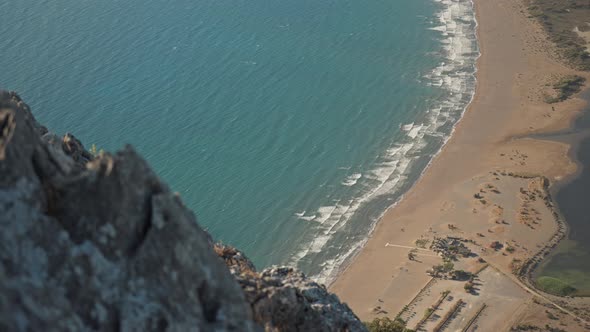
[0,0,478,282]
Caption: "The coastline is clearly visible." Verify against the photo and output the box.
[313,0,481,286]
[531,90,590,296]
[330,0,590,329]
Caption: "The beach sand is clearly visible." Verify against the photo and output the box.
[330,0,590,330]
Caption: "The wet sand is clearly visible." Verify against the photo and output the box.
[330,0,590,329]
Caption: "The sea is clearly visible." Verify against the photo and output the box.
[0,0,478,284]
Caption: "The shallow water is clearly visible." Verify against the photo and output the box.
[535,89,590,295]
[0,0,478,282]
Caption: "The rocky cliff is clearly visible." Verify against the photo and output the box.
[0,91,366,332]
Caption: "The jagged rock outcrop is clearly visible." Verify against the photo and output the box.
[214,244,366,332]
[237,267,365,332]
[214,244,257,275]
[0,91,366,332]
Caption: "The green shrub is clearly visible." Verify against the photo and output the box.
[510,324,540,331]
[423,308,434,319]
[544,75,586,103]
[452,270,472,280]
[364,317,414,332]
[442,261,454,272]
[414,239,429,248]
[527,0,590,70]
[546,310,558,320]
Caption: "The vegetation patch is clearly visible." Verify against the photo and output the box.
[511,324,540,331]
[510,258,523,274]
[364,317,414,332]
[535,276,577,296]
[464,281,475,293]
[414,238,429,248]
[527,0,590,70]
[452,269,472,281]
[544,75,586,103]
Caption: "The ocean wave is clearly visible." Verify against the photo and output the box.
[402,122,424,139]
[289,0,480,285]
[342,173,362,186]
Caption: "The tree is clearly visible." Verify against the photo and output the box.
[442,261,454,272]
[452,270,472,280]
[365,317,414,332]
[408,249,417,261]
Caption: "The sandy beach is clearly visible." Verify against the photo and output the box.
[330,0,590,330]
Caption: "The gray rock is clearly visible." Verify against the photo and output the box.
[0,91,256,332]
[233,266,366,332]
[0,90,366,332]
[213,245,365,332]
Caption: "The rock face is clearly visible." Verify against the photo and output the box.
[215,244,366,332]
[236,267,365,332]
[0,91,366,332]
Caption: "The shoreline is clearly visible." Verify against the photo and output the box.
[330,0,590,329]
[496,89,590,297]
[499,88,590,298]
[532,91,590,296]
[308,0,481,287]
[320,0,481,287]
[327,0,484,288]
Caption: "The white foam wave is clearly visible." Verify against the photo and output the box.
[407,123,424,139]
[295,210,317,221]
[342,173,362,186]
[401,122,414,131]
[289,0,480,285]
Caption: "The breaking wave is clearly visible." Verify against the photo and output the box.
[289,0,480,285]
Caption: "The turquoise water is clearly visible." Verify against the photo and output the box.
[0,0,478,282]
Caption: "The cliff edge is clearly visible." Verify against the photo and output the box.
[0,91,365,332]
